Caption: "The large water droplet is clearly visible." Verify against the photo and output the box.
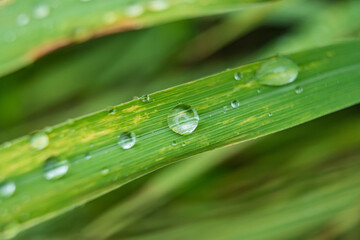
[29,132,49,150]
[118,132,136,149]
[0,181,16,198]
[33,3,50,19]
[43,157,69,180]
[16,14,30,26]
[168,104,199,135]
[106,106,115,115]
[231,100,240,108]
[256,56,299,86]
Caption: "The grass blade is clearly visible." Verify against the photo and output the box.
[0,40,360,237]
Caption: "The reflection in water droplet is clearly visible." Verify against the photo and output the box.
[256,56,299,86]
[231,100,240,108]
[295,86,303,94]
[118,132,136,149]
[43,157,69,180]
[168,104,199,135]
[268,112,273,117]
[0,181,16,198]
[148,0,169,11]
[29,132,49,150]
[234,72,243,81]
[33,3,50,19]
[85,153,91,160]
[125,4,144,17]
[17,14,30,26]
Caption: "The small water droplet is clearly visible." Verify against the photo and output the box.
[0,181,16,198]
[168,104,199,135]
[234,72,243,81]
[43,157,69,180]
[17,14,30,26]
[29,132,49,150]
[84,153,91,160]
[257,89,262,94]
[141,94,150,102]
[103,11,117,24]
[268,112,273,117]
[256,56,299,86]
[118,132,136,149]
[106,106,115,115]
[181,142,186,147]
[231,100,240,108]
[101,168,109,175]
[125,4,144,17]
[33,3,50,19]
[148,0,169,11]
[172,140,177,146]
[295,86,303,94]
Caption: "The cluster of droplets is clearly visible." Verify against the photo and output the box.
[0,55,300,206]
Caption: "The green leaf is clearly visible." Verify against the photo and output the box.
[0,0,273,78]
[1,40,360,238]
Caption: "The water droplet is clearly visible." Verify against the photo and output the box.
[29,132,49,150]
[256,56,299,86]
[148,0,169,11]
[84,153,91,160]
[17,14,30,26]
[125,4,144,17]
[106,106,115,115]
[0,181,16,198]
[172,140,177,146]
[118,132,136,149]
[66,119,74,125]
[268,112,273,117]
[103,11,117,24]
[181,142,186,147]
[231,100,240,108]
[295,86,303,94]
[33,3,50,19]
[234,72,243,81]
[101,168,109,175]
[257,89,262,94]
[141,95,150,102]
[43,157,69,180]
[168,104,199,135]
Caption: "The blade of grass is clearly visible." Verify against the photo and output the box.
[0,40,360,237]
[0,0,274,77]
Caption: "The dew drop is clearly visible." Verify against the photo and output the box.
[0,181,16,198]
[231,100,240,108]
[256,56,299,86]
[141,94,150,103]
[172,140,177,146]
[106,106,115,115]
[17,14,30,26]
[148,0,169,11]
[118,132,136,149]
[29,132,49,150]
[33,3,50,19]
[101,168,109,175]
[125,4,144,17]
[268,112,273,117]
[168,104,199,135]
[84,153,91,160]
[257,89,262,94]
[43,157,69,180]
[234,72,243,81]
[295,86,303,94]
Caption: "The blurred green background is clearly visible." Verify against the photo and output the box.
[1,0,360,239]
